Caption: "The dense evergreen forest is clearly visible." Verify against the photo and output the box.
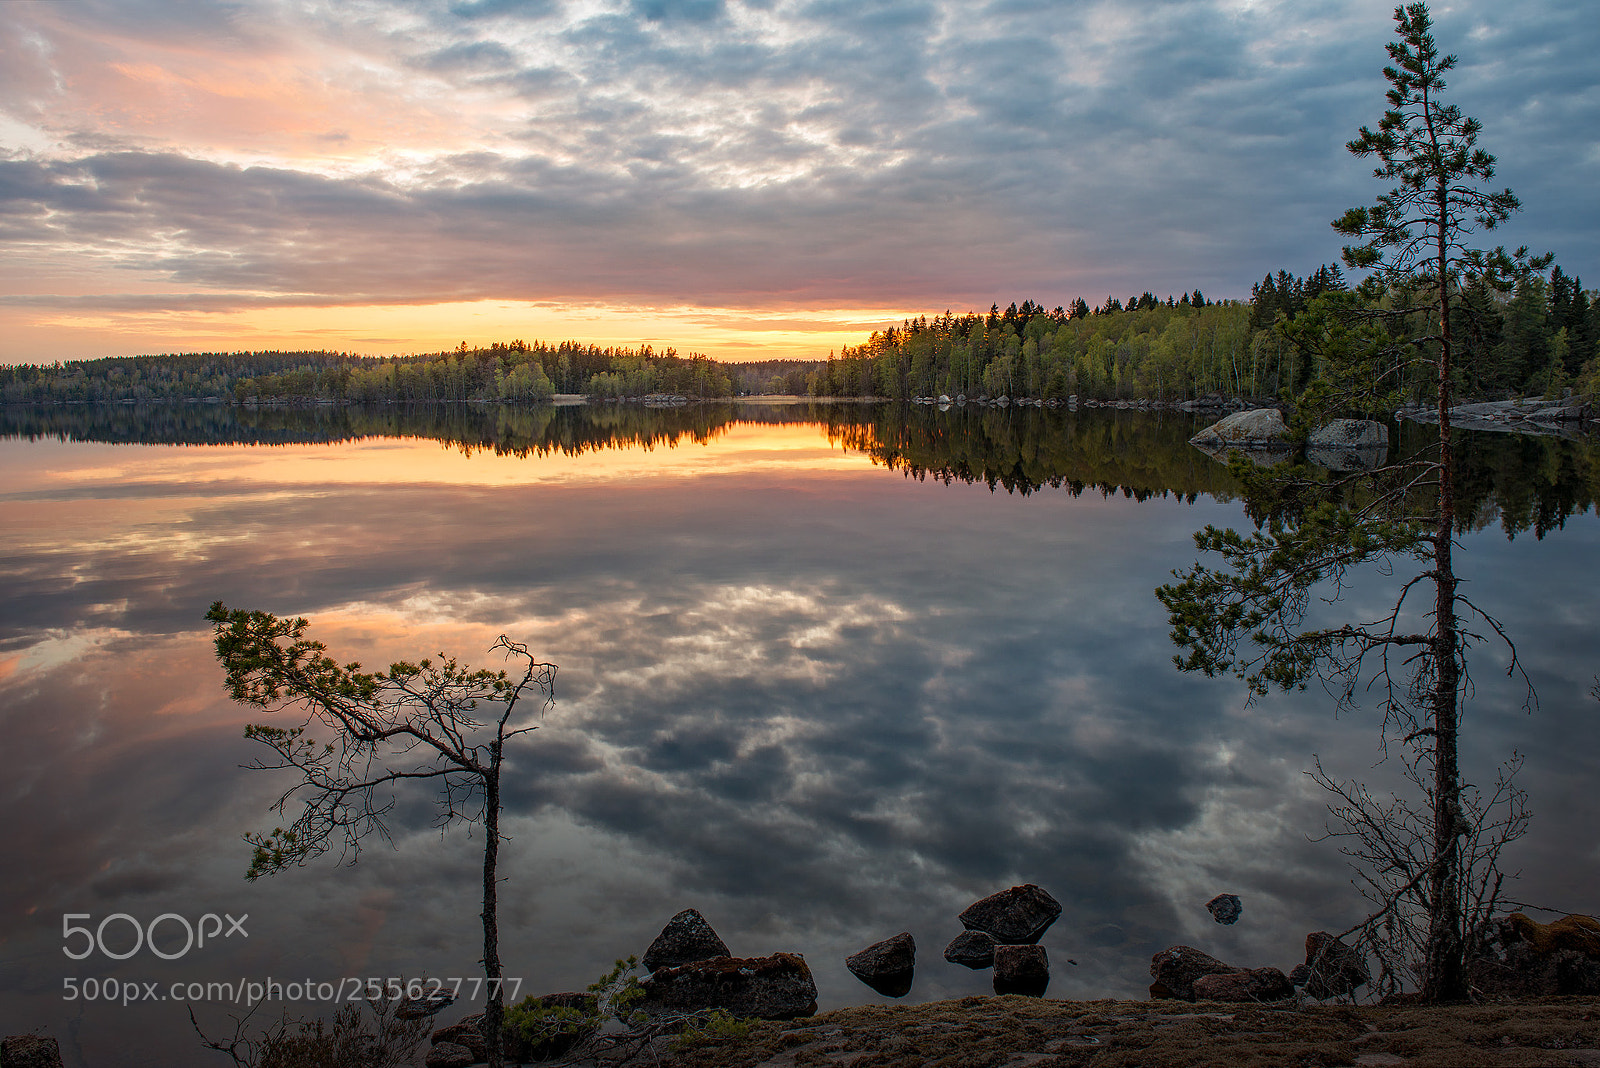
[2,267,1594,406]
[814,267,1597,404]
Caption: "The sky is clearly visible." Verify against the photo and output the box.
[1,0,1596,363]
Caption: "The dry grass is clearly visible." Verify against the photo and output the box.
[660,995,1600,1068]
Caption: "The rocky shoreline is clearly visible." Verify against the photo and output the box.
[4,894,1595,1067]
[404,888,1600,1068]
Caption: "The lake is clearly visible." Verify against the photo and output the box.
[2,402,1596,1066]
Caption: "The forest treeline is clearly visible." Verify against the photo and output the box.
[814,266,1598,403]
[0,342,742,404]
[2,267,1594,405]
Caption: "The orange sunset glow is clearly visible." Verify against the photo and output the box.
[6,299,917,363]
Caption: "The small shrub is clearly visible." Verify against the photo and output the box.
[672,1008,753,1051]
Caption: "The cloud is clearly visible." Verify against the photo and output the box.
[0,0,1594,358]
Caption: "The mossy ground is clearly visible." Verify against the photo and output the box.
[658,995,1600,1068]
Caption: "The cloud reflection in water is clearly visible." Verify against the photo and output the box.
[1,417,1596,1066]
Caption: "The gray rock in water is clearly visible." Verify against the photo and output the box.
[1205,893,1242,925]
[1190,408,1289,448]
[642,908,731,972]
[958,884,1062,945]
[640,952,818,1019]
[992,944,1050,997]
[943,930,996,969]
[1192,966,1294,1002]
[0,1036,63,1068]
[1302,932,1370,1000]
[1307,418,1389,471]
[846,932,915,997]
[1149,945,1242,1001]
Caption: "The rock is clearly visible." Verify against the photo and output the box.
[1205,894,1242,925]
[1288,963,1310,988]
[992,944,1050,997]
[1467,913,1600,998]
[1303,932,1370,1000]
[0,1036,63,1068]
[431,1016,487,1062]
[642,908,731,972]
[1190,408,1289,449]
[944,930,996,969]
[1307,418,1389,471]
[1501,912,1600,956]
[1404,398,1592,438]
[1192,966,1294,1002]
[640,952,817,1019]
[1308,444,1388,472]
[958,884,1062,944]
[1529,402,1590,422]
[1193,440,1295,468]
[396,989,458,1019]
[1307,419,1389,449]
[423,1042,475,1068]
[846,932,915,997]
[1149,946,1242,1001]
[938,394,951,404]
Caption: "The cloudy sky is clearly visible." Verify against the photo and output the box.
[1,0,1595,362]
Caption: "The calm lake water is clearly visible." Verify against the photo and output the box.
[2,403,1597,1066]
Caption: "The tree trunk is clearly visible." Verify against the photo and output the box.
[1424,181,1467,1001]
[483,756,505,1068]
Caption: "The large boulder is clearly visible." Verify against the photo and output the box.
[640,953,817,1019]
[958,884,1062,944]
[1302,932,1370,1000]
[992,944,1050,997]
[845,932,915,998]
[431,1016,488,1062]
[1190,409,1289,449]
[1467,913,1600,998]
[0,1036,63,1068]
[1149,945,1242,1001]
[1192,966,1294,1003]
[944,930,996,969]
[642,908,731,972]
[1307,418,1389,471]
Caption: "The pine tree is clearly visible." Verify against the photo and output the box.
[1161,2,1546,1002]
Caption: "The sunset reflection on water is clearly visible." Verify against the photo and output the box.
[2,411,1597,1068]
